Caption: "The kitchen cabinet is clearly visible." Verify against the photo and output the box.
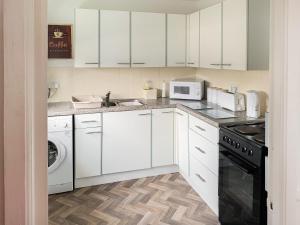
[167,14,186,67]
[187,11,200,68]
[100,10,130,68]
[175,109,189,176]
[131,12,166,67]
[222,0,248,70]
[200,4,222,69]
[74,9,99,68]
[75,114,102,179]
[152,109,174,167]
[102,110,151,174]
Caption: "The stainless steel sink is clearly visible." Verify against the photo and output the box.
[117,100,144,107]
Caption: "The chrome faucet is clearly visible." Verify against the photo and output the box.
[105,91,111,107]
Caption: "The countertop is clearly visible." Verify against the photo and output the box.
[48,98,264,128]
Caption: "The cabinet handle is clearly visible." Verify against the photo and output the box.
[196,174,206,183]
[176,112,184,116]
[139,113,151,116]
[132,62,146,65]
[86,131,102,134]
[162,111,173,114]
[195,125,206,132]
[210,63,221,66]
[85,62,98,65]
[195,146,206,154]
[187,62,195,65]
[222,64,232,66]
[176,62,186,65]
[117,63,131,65]
[81,120,98,123]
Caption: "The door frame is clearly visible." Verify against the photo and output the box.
[1,0,48,224]
[269,0,300,224]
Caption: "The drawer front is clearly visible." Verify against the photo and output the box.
[75,113,102,128]
[189,129,218,175]
[190,157,218,215]
[189,115,219,143]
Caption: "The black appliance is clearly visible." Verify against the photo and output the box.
[219,121,268,225]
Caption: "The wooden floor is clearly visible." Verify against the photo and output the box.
[49,173,219,225]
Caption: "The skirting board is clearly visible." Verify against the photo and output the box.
[75,165,179,188]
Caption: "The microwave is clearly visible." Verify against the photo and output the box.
[169,78,205,100]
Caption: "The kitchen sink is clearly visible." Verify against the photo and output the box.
[117,100,144,107]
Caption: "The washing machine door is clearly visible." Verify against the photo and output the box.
[48,137,67,174]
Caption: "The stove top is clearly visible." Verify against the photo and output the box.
[223,121,266,146]
[219,121,267,167]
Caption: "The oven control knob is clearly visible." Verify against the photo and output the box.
[227,138,232,144]
[232,141,236,146]
[242,147,248,153]
[248,150,254,156]
[235,143,241,149]
[223,136,228,141]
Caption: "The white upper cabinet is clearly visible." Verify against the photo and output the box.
[187,11,200,68]
[200,4,222,69]
[100,10,130,68]
[74,9,99,68]
[131,12,166,67]
[167,14,186,67]
[222,0,248,70]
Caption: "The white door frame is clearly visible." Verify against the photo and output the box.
[269,0,300,224]
[1,0,48,224]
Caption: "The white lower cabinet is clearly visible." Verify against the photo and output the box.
[190,157,218,214]
[75,114,102,179]
[102,110,151,174]
[152,109,174,167]
[175,109,189,176]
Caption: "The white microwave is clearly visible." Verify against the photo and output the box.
[169,79,205,100]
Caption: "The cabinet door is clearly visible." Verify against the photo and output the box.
[100,10,130,68]
[223,0,248,70]
[74,9,99,68]
[200,4,222,69]
[175,109,189,176]
[152,109,174,167]
[131,12,166,67]
[187,11,200,68]
[167,14,186,67]
[75,127,102,179]
[103,110,151,174]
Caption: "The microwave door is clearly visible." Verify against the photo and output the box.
[174,86,190,95]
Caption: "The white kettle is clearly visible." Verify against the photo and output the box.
[246,91,262,118]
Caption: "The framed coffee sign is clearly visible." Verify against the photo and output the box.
[48,25,72,59]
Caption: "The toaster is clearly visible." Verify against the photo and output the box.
[219,91,246,112]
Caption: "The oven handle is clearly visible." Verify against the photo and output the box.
[220,150,257,174]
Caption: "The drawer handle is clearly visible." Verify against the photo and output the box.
[162,111,173,114]
[85,62,98,65]
[176,62,186,65]
[195,125,206,132]
[222,64,232,66]
[132,62,146,65]
[210,63,221,66]
[176,112,184,116]
[81,120,98,123]
[196,174,206,183]
[117,63,131,65]
[187,62,195,65]
[195,146,206,154]
[86,131,102,134]
[139,113,151,116]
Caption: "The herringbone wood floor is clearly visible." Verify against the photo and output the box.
[49,173,219,225]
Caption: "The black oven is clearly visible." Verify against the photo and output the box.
[219,144,267,225]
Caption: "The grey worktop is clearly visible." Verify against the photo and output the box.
[48,98,264,128]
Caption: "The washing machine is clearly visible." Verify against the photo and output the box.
[48,115,73,195]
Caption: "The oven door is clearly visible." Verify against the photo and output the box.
[219,145,264,225]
